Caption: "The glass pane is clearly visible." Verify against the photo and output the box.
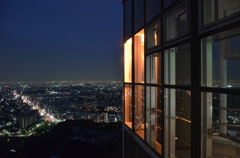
[201,92,240,158]
[201,27,240,88]
[146,0,161,23]
[124,38,132,83]
[134,29,145,83]
[164,89,191,158]
[134,85,145,139]
[203,0,240,25]
[124,0,132,40]
[146,53,162,84]
[134,0,144,32]
[164,0,177,9]
[202,0,215,25]
[124,84,132,129]
[212,93,240,109]
[147,22,160,49]
[164,43,191,85]
[146,86,163,155]
[166,5,188,41]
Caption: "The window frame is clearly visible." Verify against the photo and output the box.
[164,3,190,44]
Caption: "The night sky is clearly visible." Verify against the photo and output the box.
[0,0,123,82]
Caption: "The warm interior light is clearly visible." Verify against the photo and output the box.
[124,38,132,82]
[141,34,144,43]
[154,29,158,45]
[126,38,132,44]
[134,29,145,83]
[124,85,132,129]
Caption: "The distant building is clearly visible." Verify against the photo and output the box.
[103,112,108,123]
[19,110,39,129]
[122,0,240,158]
[66,113,73,120]
[93,113,101,122]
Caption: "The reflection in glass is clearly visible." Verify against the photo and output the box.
[164,89,191,158]
[146,53,161,84]
[166,5,187,41]
[201,92,240,158]
[164,43,191,85]
[134,85,145,139]
[203,0,240,25]
[147,22,160,49]
[146,86,163,155]
[124,0,132,40]
[124,84,132,129]
[164,0,177,9]
[201,27,240,88]
[134,0,144,32]
[134,29,145,83]
[146,0,161,23]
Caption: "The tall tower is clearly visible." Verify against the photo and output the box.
[122,0,240,158]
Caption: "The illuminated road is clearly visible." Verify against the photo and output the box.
[14,93,61,123]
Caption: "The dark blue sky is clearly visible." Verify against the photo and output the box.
[0,0,123,81]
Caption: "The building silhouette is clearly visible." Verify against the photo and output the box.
[122,0,240,157]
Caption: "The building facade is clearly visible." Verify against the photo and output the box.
[122,0,240,157]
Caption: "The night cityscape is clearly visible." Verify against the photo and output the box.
[0,81,123,157]
[1,0,124,157]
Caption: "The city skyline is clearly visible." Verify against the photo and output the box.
[0,0,123,82]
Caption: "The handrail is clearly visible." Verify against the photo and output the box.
[217,132,240,144]
[212,122,240,128]
[176,116,191,123]
[213,107,240,112]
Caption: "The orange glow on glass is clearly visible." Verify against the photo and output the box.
[124,38,132,82]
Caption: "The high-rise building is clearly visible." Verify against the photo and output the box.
[122,0,240,158]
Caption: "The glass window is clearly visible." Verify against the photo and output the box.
[201,92,240,158]
[146,86,163,155]
[134,85,145,139]
[124,38,132,83]
[164,43,191,85]
[202,0,215,25]
[147,22,160,49]
[146,0,161,23]
[203,0,240,25]
[146,53,162,84]
[134,0,144,32]
[201,27,240,88]
[124,84,132,129]
[164,89,191,158]
[164,0,177,9]
[124,0,132,40]
[134,29,145,83]
[165,5,188,41]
